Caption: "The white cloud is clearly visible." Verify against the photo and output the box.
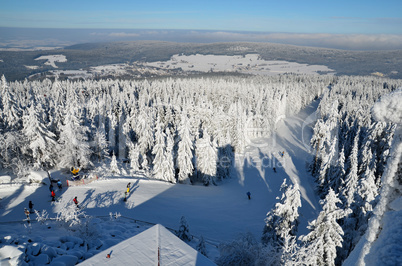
[108,32,140,37]
[184,31,402,50]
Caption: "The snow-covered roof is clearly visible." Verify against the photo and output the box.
[79,224,216,265]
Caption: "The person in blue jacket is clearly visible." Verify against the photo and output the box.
[247,191,251,200]
[57,180,62,190]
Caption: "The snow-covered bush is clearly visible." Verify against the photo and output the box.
[196,235,207,257]
[177,216,191,242]
[216,232,279,266]
[35,210,49,225]
[56,205,85,230]
[109,212,121,220]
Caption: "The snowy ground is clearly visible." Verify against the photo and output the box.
[0,101,320,265]
[145,54,335,76]
[34,55,67,68]
[31,53,335,80]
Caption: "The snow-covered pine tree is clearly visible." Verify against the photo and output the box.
[22,105,57,169]
[141,156,149,173]
[300,189,350,266]
[196,235,208,257]
[1,75,21,130]
[177,216,191,242]
[162,129,176,183]
[319,135,338,195]
[336,129,361,261]
[327,146,346,194]
[356,163,378,219]
[128,142,140,172]
[137,109,154,156]
[195,130,217,186]
[262,179,301,245]
[152,120,166,181]
[310,119,327,177]
[57,103,92,169]
[110,151,120,175]
[341,127,360,208]
[176,112,194,184]
[280,231,302,265]
[93,127,109,162]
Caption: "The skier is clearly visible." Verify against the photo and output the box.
[281,151,285,157]
[273,167,277,173]
[51,190,56,201]
[24,208,30,224]
[57,180,62,190]
[126,182,131,194]
[73,196,79,207]
[247,191,251,200]
[29,201,34,213]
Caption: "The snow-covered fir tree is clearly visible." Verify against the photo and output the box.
[177,112,194,184]
[300,189,350,266]
[93,127,108,162]
[262,179,302,245]
[195,130,218,185]
[22,105,57,169]
[57,103,92,169]
[196,235,207,257]
[177,216,191,242]
[341,127,360,208]
[128,142,140,172]
[152,120,166,181]
[1,75,21,130]
[162,129,176,183]
[109,151,120,175]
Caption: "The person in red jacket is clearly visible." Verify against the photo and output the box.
[51,190,56,201]
[73,196,78,207]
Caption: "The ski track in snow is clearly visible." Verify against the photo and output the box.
[0,101,321,262]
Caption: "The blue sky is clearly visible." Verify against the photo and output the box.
[1,0,401,34]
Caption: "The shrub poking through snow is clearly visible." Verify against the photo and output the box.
[196,235,207,257]
[177,216,191,242]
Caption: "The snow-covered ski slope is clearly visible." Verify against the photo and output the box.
[0,100,321,262]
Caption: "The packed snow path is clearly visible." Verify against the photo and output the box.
[0,102,320,244]
[240,100,321,235]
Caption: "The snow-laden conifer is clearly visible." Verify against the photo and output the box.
[57,104,92,169]
[128,142,140,172]
[262,179,301,245]
[300,189,350,266]
[93,127,108,162]
[152,121,166,181]
[22,105,57,169]
[177,113,194,184]
[163,129,176,183]
[177,216,191,242]
[341,128,360,208]
[195,130,217,186]
[110,151,120,175]
[1,75,21,129]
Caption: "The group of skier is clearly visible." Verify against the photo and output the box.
[49,181,62,201]
[24,168,81,223]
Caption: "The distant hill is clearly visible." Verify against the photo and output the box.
[1,41,401,81]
